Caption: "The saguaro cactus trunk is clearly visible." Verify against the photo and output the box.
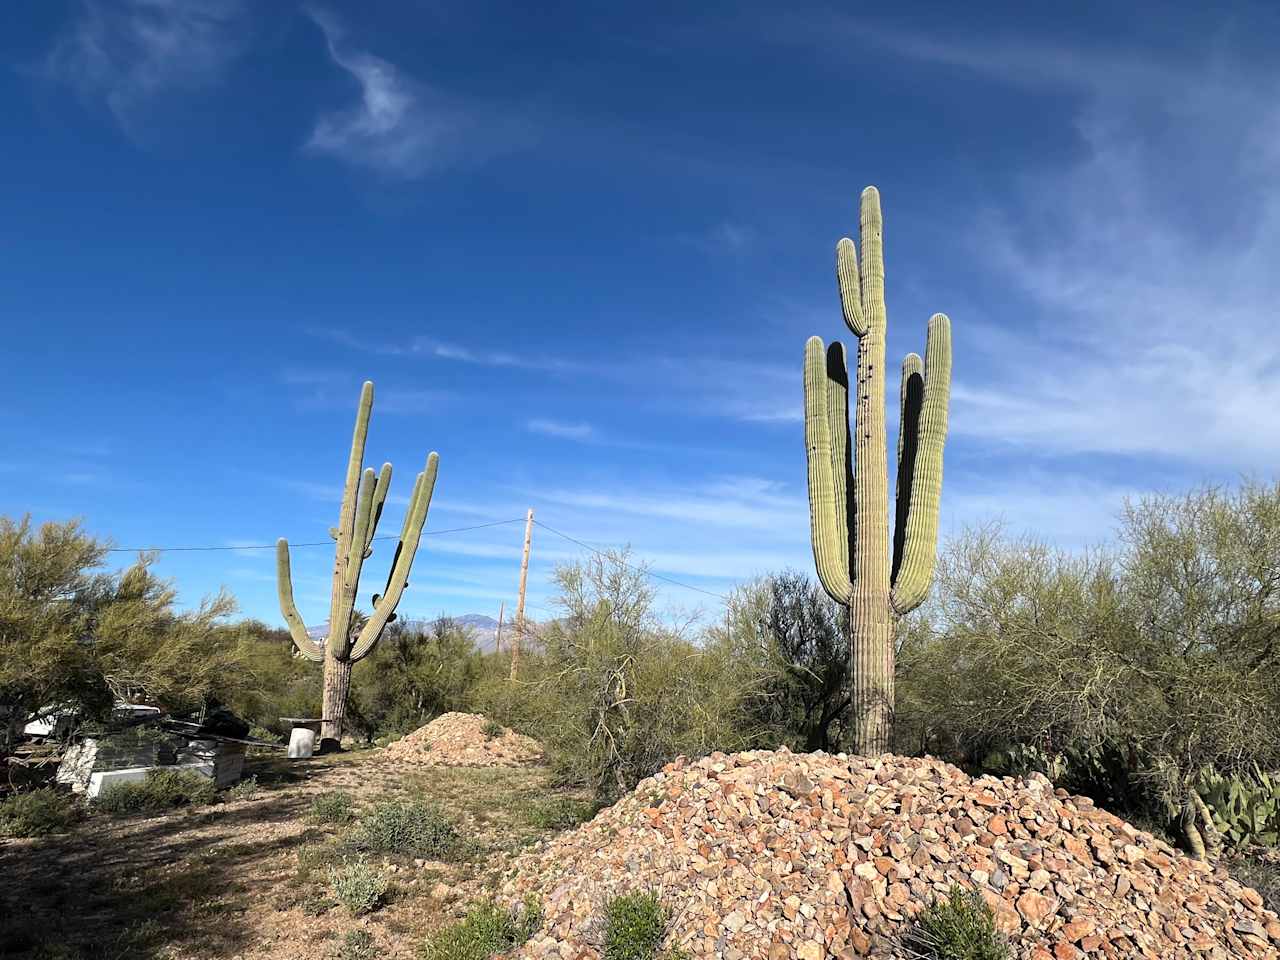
[277,381,439,749]
[804,187,952,755]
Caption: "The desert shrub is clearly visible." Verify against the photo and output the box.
[899,484,1280,851]
[328,856,389,916]
[478,550,772,802]
[602,891,686,960]
[309,790,357,824]
[903,886,1010,960]
[0,516,253,765]
[294,841,344,884]
[96,768,216,815]
[525,795,595,830]
[348,617,486,743]
[227,776,259,801]
[419,898,541,960]
[481,719,504,740]
[357,798,459,857]
[731,571,852,752]
[0,787,80,837]
[334,929,379,960]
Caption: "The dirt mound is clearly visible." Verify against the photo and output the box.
[381,712,542,768]
[502,749,1280,960]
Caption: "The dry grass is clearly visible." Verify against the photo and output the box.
[0,750,591,960]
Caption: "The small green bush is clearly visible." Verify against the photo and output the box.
[419,897,541,960]
[96,768,216,815]
[526,795,594,830]
[227,776,260,801]
[295,841,345,884]
[0,787,80,838]
[328,856,389,916]
[334,929,380,960]
[904,886,1011,960]
[309,790,357,824]
[357,798,459,857]
[603,891,686,960]
[481,719,504,740]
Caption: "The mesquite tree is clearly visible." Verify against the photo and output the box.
[804,186,952,755]
[276,380,438,748]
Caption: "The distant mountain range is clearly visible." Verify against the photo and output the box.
[306,613,505,652]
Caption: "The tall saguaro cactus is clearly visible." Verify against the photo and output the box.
[277,380,439,748]
[804,187,952,755]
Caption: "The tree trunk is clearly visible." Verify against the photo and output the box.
[321,654,353,750]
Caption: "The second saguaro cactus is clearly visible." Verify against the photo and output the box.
[804,186,952,755]
[277,380,439,748]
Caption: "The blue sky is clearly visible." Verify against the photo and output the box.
[2,1,1278,626]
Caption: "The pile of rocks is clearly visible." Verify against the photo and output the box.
[381,712,542,768]
[502,749,1280,959]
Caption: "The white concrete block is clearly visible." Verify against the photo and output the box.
[288,727,316,758]
[87,766,151,799]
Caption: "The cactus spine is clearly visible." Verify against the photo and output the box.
[277,380,439,748]
[804,187,952,755]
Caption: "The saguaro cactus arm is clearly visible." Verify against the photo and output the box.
[350,452,438,661]
[890,313,952,615]
[364,463,393,556]
[805,337,853,604]
[276,539,324,661]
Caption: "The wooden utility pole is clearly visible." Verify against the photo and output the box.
[495,601,505,654]
[510,508,534,680]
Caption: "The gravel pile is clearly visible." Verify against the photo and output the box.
[381,712,543,767]
[502,748,1280,960]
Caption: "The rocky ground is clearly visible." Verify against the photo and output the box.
[0,747,582,960]
[6,725,1278,960]
[502,749,1280,960]
[381,712,544,768]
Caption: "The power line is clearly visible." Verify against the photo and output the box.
[531,518,730,602]
[99,514,734,605]
[103,517,527,553]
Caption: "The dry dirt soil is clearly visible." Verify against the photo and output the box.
[0,749,587,960]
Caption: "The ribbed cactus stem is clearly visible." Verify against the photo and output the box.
[804,186,952,756]
[275,380,439,747]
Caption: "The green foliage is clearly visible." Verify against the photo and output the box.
[477,550,771,802]
[347,617,486,743]
[602,891,685,960]
[418,897,541,960]
[525,795,595,830]
[356,798,459,857]
[1197,766,1280,848]
[227,776,260,801]
[899,483,1280,839]
[327,856,389,916]
[309,790,357,824]
[0,516,249,761]
[481,719,504,740]
[730,572,851,752]
[95,768,217,815]
[334,929,380,960]
[0,787,80,838]
[904,886,1010,960]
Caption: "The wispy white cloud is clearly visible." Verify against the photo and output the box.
[303,7,530,180]
[527,419,594,441]
[804,22,1280,470]
[45,0,249,129]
